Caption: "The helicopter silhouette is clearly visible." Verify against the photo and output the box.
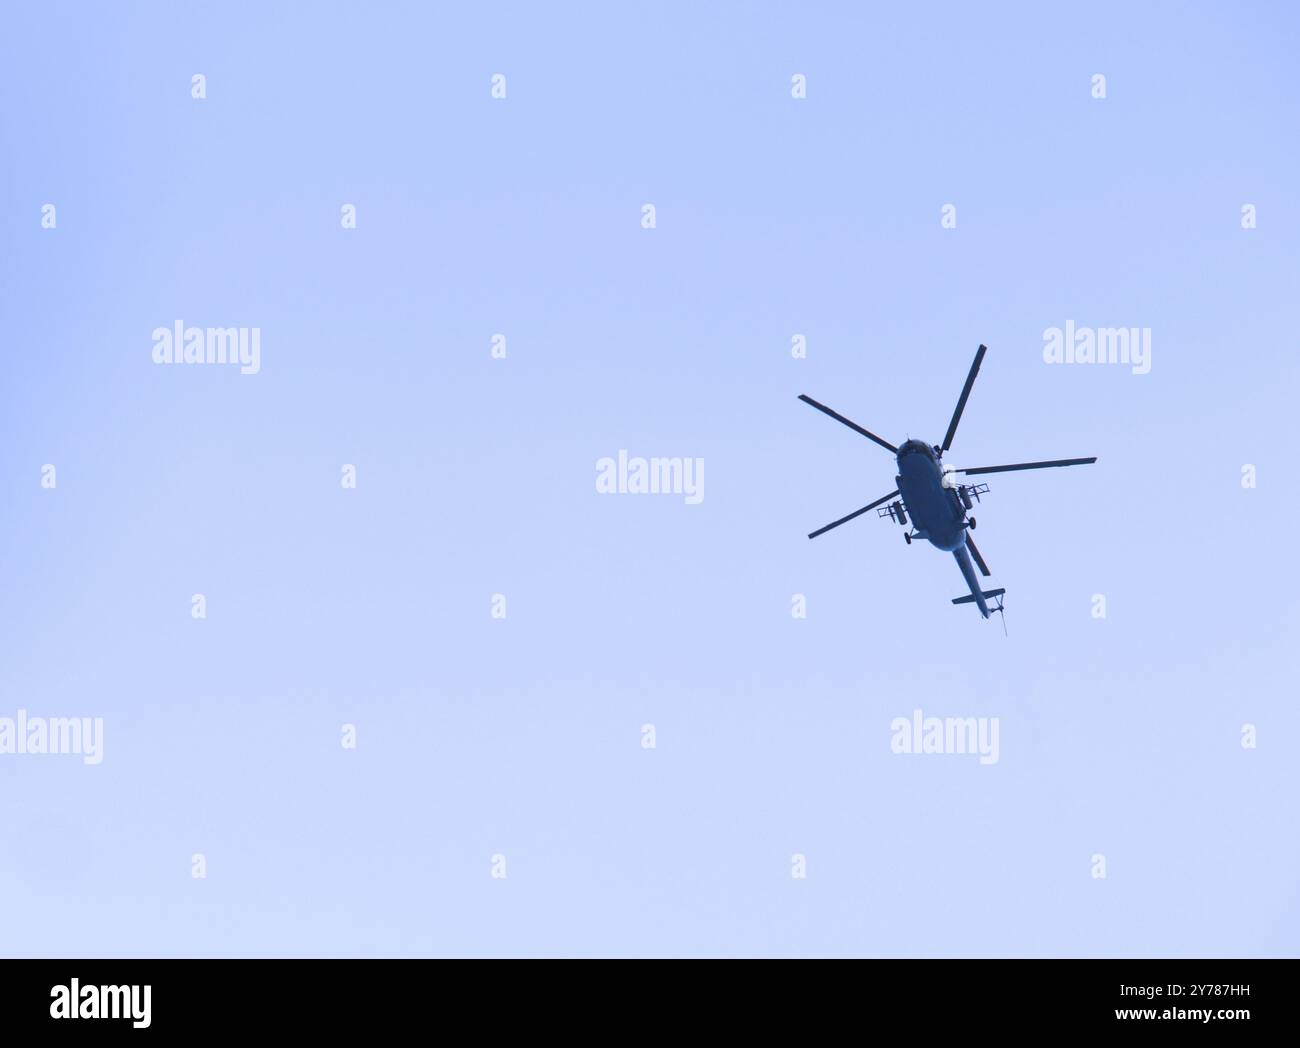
[800,344,1097,621]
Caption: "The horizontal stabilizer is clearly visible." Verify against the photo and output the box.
[952,588,1005,606]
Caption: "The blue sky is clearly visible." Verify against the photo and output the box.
[1,1,1297,956]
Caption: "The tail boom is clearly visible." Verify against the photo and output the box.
[952,546,1004,618]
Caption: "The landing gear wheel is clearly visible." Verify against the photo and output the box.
[904,532,912,545]
[968,517,976,530]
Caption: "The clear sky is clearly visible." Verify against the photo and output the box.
[1,1,1297,957]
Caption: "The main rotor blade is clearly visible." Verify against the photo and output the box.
[965,533,991,577]
[808,490,899,540]
[798,394,898,454]
[959,457,1097,475]
[940,344,986,452]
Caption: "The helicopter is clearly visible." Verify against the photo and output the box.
[799,344,1096,620]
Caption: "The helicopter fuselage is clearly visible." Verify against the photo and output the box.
[895,440,964,552]
[894,439,993,619]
